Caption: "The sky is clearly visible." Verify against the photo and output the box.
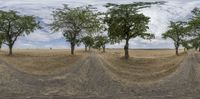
[0,0,200,49]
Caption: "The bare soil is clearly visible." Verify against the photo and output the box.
[0,49,199,99]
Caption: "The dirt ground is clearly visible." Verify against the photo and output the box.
[0,49,199,99]
[100,49,185,83]
[0,49,85,75]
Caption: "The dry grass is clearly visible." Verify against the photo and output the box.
[106,49,184,58]
[0,49,86,75]
[100,49,186,83]
[0,49,186,82]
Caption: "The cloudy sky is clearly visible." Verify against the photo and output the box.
[0,0,199,49]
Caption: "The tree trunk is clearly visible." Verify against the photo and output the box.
[9,45,13,55]
[199,46,200,52]
[195,47,198,51]
[124,38,129,59]
[85,45,87,52]
[175,47,179,56]
[175,45,179,56]
[71,43,75,55]
[102,45,105,53]
[174,42,179,56]
[89,46,91,51]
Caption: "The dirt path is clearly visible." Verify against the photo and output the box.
[97,51,200,98]
[0,51,200,99]
[0,51,123,98]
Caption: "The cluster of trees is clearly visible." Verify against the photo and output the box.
[81,35,109,52]
[50,5,109,54]
[0,2,200,59]
[50,2,162,59]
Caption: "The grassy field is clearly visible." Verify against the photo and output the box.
[100,49,186,83]
[0,49,185,81]
[105,49,185,58]
[0,49,86,75]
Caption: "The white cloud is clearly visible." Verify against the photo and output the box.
[25,30,63,42]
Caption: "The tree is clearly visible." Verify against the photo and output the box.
[162,21,189,56]
[181,40,191,52]
[95,35,109,52]
[81,36,94,51]
[0,10,40,55]
[188,7,200,51]
[0,34,4,49]
[190,38,200,51]
[104,2,159,59]
[50,5,101,55]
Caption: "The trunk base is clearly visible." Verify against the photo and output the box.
[71,44,75,55]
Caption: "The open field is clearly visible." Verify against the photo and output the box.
[105,49,185,58]
[0,49,86,75]
[0,49,199,99]
[99,49,185,83]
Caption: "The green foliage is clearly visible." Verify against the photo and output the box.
[181,40,191,49]
[190,37,200,49]
[81,36,94,48]
[50,5,101,54]
[94,35,109,52]
[0,10,40,55]
[94,35,109,49]
[189,8,200,34]
[104,2,160,58]
[0,34,4,49]
[104,2,163,43]
[162,21,189,55]
[188,7,200,49]
[162,21,188,42]
[105,3,155,43]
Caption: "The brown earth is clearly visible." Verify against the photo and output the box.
[0,49,199,99]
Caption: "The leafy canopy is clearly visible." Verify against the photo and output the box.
[95,36,109,47]
[104,2,163,43]
[188,7,200,49]
[0,10,40,46]
[81,36,94,47]
[162,21,189,45]
[189,7,200,36]
[50,5,101,44]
